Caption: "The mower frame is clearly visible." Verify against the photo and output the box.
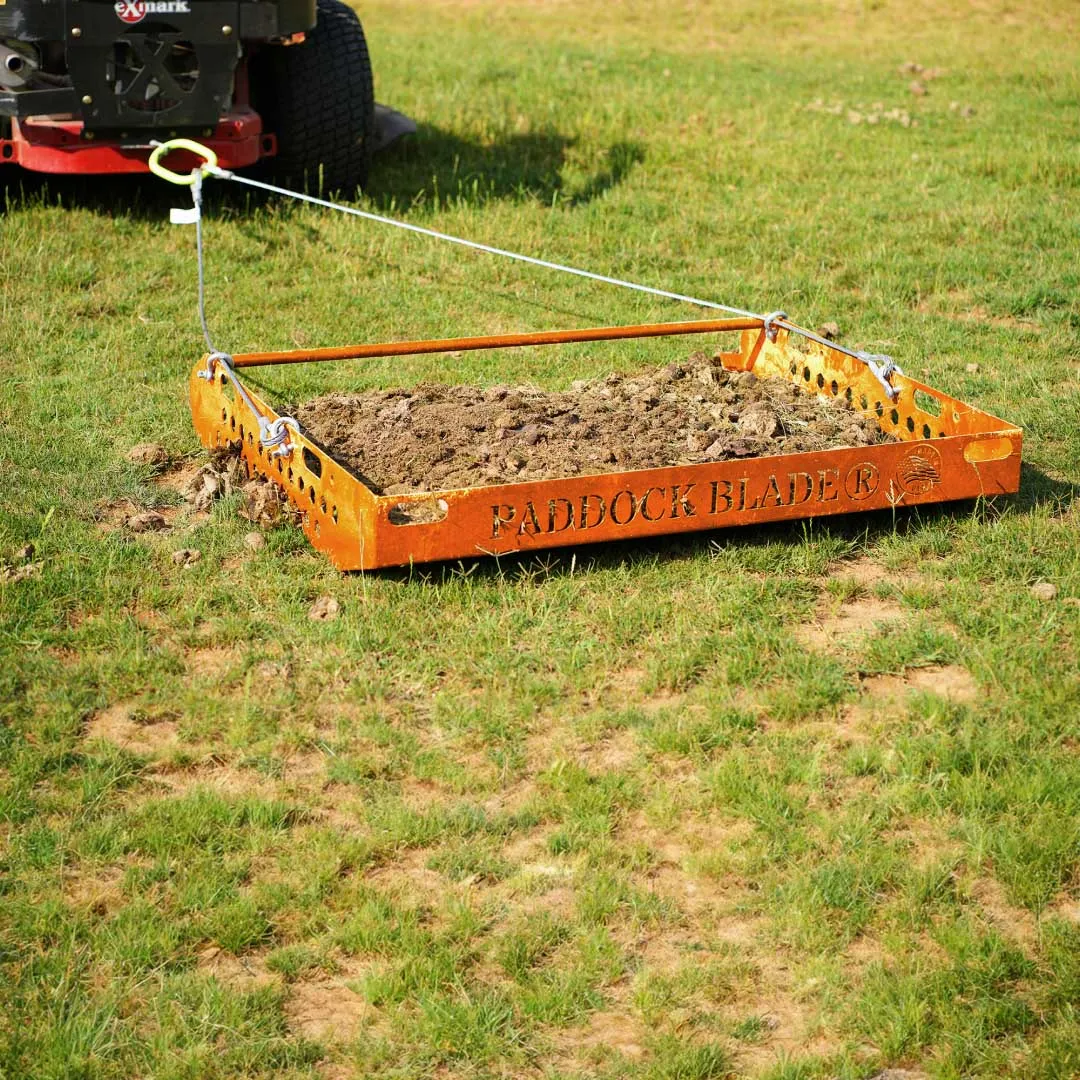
[0,0,313,173]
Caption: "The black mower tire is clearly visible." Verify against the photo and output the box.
[251,0,375,194]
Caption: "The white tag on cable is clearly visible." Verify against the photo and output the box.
[170,206,199,225]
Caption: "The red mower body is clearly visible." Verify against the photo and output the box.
[2,106,274,175]
[1,0,378,189]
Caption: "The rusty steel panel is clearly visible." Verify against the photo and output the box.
[189,322,1022,570]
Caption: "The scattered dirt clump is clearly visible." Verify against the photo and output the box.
[125,511,169,534]
[1,561,42,584]
[175,445,292,526]
[180,447,247,512]
[127,443,171,469]
[172,548,201,567]
[308,595,340,621]
[292,353,893,494]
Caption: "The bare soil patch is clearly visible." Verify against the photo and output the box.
[147,761,287,802]
[826,555,890,588]
[796,596,906,650]
[85,701,180,756]
[553,1009,647,1064]
[364,847,447,896]
[861,664,978,706]
[604,665,695,716]
[186,645,239,679]
[890,817,965,871]
[63,866,126,916]
[286,975,371,1042]
[198,945,280,990]
[736,996,834,1075]
[905,665,979,701]
[292,355,892,494]
[627,810,755,870]
[1047,895,1080,925]
[970,876,1039,949]
[574,727,640,771]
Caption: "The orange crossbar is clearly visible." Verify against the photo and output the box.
[229,317,764,368]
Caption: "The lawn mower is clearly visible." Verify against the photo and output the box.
[0,0,409,189]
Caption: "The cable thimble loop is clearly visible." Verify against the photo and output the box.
[148,138,219,186]
[196,352,300,458]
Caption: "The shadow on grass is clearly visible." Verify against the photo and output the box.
[374,462,1076,585]
[0,125,644,218]
[371,124,645,210]
[0,167,180,218]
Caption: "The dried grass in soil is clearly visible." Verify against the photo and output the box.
[292,353,893,494]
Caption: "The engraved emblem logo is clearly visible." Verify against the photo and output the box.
[897,444,942,495]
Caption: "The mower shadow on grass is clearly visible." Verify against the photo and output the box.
[0,169,182,219]
[0,125,645,219]
[373,462,1076,586]
[370,124,646,210]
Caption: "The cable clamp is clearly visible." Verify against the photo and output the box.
[762,310,788,342]
[260,416,300,459]
[197,350,233,381]
[857,352,904,401]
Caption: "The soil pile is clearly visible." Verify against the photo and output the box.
[292,353,893,494]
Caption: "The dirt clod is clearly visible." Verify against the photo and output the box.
[243,531,267,552]
[192,473,221,513]
[126,511,169,533]
[308,595,340,621]
[127,443,171,469]
[176,446,290,528]
[241,479,287,527]
[182,451,247,511]
[172,548,201,567]
[1031,581,1058,602]
[13,543,35,562]
[292,355,891,495]
[1,561,42,583]
[966,362,980,374]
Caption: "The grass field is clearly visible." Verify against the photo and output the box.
[2,1,1080,1077]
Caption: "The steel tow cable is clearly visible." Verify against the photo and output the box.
[150,139,902,401]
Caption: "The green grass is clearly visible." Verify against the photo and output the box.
[2,1,1080,1077]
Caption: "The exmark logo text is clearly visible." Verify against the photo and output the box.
[115,0,191,24]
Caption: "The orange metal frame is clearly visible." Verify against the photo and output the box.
[189,319,1022,570]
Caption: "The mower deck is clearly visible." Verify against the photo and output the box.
[188,320,1022,570]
